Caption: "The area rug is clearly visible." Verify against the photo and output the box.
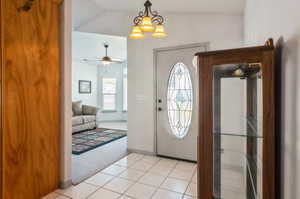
[72,128,127,155]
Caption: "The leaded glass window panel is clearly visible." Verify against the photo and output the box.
[167,62,193,139]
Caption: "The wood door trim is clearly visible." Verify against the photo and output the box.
[198,55,214,198]
[195,45,273,57]
[262,50,276,199]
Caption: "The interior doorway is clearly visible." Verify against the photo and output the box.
[71,32,128,184]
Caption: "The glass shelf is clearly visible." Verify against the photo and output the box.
[215,148,263,168]
[214,132,263,139]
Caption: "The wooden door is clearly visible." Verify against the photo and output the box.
[1,0,62,198]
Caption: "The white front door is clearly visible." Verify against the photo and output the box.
[155,44,207,161]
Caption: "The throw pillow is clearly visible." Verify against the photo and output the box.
[82,105,100,115]
[72,101,82,115]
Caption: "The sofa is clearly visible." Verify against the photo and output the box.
[72,101,100,134]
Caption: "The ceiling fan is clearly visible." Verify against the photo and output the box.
[82,43,124,65]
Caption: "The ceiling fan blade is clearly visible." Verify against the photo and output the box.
[81,58,124,64]
[111,58,124,63]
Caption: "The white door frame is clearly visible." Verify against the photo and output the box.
[60,0,73,188]
[153,42,210,155]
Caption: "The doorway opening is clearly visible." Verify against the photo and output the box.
[71,32,128,184]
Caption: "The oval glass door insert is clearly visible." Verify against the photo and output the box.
[167,62,193,139]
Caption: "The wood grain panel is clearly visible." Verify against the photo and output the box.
[0,1,3,198]
[1,0,61,198]
[198,56,214,199]
[262,50,276,199]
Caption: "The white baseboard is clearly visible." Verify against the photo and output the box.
[98,120,127,123]
[127,148,156,156]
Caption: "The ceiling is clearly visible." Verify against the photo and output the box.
[73,0,245,29]
[73,0,104,28]
[90,0,245,14]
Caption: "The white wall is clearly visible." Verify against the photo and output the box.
[244,0,300,198]
[77,12,244,153]
[72,32,128,121]
[127,14,244,153]
[72,32,101,106]
[72,61,98,106]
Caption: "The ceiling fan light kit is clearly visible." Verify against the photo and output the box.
[129,0,167,39]
[101,44,113,65]
[81,43,123,66]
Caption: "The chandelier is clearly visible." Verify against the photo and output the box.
[129,0,167,39]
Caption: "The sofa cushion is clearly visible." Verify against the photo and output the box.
[83,115,96,123]
[72,116,83,126]
[72,122,96,133]
[82,105,99,115]
[72,101,82,115]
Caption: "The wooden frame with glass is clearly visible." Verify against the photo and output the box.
[196,39,279,199]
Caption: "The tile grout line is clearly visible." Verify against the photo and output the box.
[53,192,72,199]
[97,154,157,199]
[149,158,181,198]
[144,157,171,199]
[121,156,176,198]
[184,168,197,198]
[84,155,143,199]
[84,162,131,199]
[56,154,197,199]
[54,153,140,199]
[182,166,197,198]
[166,160,196,198]
[54,191,73,199]
[124,156,161,198]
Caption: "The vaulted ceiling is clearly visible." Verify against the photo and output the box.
[73,0,245,29]
[91,0,245,14]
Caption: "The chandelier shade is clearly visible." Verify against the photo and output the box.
[129,26,145,39]
[140,17,155,32]
[129,0,167,39]
[152,24,167,38]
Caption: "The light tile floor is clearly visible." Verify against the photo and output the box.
[43,153,197,199]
